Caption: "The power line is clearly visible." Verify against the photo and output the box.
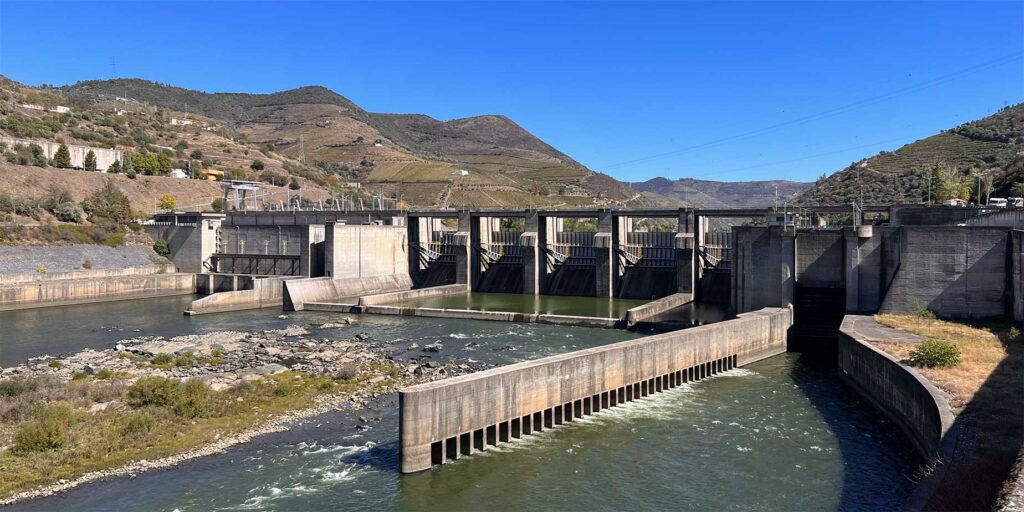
[594,52,1023,172]
[695,132,931,179]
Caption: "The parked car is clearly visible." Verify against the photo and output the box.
[1009,197,1024,208]
[943,198,967,207]
[989,198,1008,208]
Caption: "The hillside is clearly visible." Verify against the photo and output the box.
[60,78,640,208]
[630,178,810,209]
[798,103,1024,205]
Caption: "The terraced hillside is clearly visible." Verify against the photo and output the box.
[62,79,641,208]
[632,178,811,208]
[798,103,1024,205]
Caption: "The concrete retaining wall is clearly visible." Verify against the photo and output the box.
[398,307,791,472]
[283,274,413,311]
[0,273,195,311]
[625,292,693,327]
[186,276,295,315]
[357,284,467,307]
[880,227,1010,318]
[837,315,956,460]
[0,264,173,285]
[326,224,408,280]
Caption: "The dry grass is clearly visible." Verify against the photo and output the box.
[874,314,1009,410]
[873,314,1024,510]
[0,365,402,498]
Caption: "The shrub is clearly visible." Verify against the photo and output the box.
[103,231,125,247]
[150,353,174,366]
[273,381,292,397]
[48,360,63,369]
[153,239,170,256]
[53,202,84,223]
[13,403,76,454]
[126,376,181,407]
[911,298,936,320]
[908,340,961,368]
[122,412,156,436]
[0,377,40,397]
[36,265,46,274]
[125,376,210,418]
[174,352,195,367]
[95,368,113,380]
[174,380,210,418]
[82,259,92,269]
[334,362,359,382]
[1009,326,1021,342]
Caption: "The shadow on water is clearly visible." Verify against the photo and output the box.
[789,350,920,511]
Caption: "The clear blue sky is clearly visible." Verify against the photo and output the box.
[1,1,1022,183]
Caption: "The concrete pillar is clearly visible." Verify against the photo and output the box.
[675,209,696,296]
[779,227,796,309]
[455,211,472,289]
[844,228,861,313]
[595,210,615,298]
[522,211,542,295]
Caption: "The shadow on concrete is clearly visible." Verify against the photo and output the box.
[789,351,922,511]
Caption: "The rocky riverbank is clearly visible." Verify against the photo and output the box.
[0,316,488,504]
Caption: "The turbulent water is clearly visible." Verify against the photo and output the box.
[3,297,918,511]
[389,291,648,318]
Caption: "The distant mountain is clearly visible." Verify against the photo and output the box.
[630,177,811,209]
[797,103,1024,205]
[63,79,638,208]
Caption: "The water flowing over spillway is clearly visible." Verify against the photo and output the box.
[3,297,917,511]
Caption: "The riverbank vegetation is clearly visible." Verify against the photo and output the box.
[0,364,401,499]
[874,313,1023,510]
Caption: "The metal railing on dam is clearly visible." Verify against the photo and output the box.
[398,307,792,473]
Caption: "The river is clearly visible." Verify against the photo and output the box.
[2,297,917,511]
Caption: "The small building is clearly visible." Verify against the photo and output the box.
[453,169,470,176]
[49,105,71,114]
[20,104,44,111]
[170,169,190,179]
[373,143,384,147]
[170,118,194,127]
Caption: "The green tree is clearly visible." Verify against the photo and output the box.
[190,150,203,160]
[1012,182,1024,198]
[158,193,177,211]
[210,198,225,212]
[107,159,122,173]
[85,180,132,224]
[934,166,969,201]
[288,177,301,190]
[83,150,97,172]
[53,143,71,168]
[250,159,264,171]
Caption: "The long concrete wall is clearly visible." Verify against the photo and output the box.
[0,136,123,171]
[186,276,294,315]
[0,264,173,285]
[357,283,467,307]
[0,273,195,311]
[837,316,956,460]
[283,274,413,311]
[398,307,791,472]
[624,292,693,327]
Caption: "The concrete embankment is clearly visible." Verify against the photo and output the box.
[625,292,693,327]
[398,307,791,473]
[0,273,195,311]
[362,305,620,328]
[357,284,467,307]
[283,274,414,311]
[186,276,296,315]
[837,315,957,509]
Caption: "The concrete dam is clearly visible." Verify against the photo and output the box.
[145,203,1024,502]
